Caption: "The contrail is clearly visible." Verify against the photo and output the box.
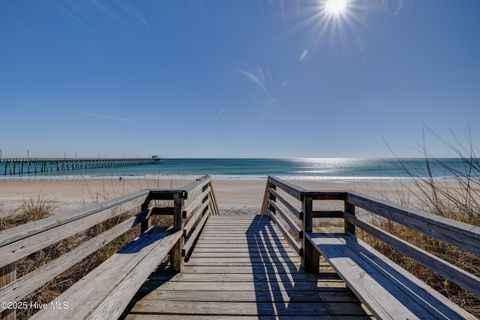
[211,106,227,125]
[0,99,139,124]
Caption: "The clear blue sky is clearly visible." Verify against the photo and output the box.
[1,0,479,158]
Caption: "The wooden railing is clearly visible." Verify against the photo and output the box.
[0,175,218,320]
[261,176,480,296]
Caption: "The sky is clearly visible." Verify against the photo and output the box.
[0,0,479,158]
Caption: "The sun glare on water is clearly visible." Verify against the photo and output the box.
[324,0,348,16]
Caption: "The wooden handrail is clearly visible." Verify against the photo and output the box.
[267,176,306,200]
[346,192,480,255]
[344,212,480,296]
[263,176,480,298]
[0,176,220,319]
[267,188,302,219]
[0,189,150,248]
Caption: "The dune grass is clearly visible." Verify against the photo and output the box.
[360,135,480,316]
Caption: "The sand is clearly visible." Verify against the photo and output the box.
[0,177,429,217]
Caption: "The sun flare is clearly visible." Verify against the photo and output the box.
[324,0,348,16]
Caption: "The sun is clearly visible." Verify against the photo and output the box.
[324,0,348,16]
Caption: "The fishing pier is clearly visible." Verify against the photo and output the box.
[0,157,161,176]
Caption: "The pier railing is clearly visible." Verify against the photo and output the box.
[261,176,480,296]
[0,175,218,320]
[0,157,161,176]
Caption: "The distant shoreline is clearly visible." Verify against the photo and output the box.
[0,175,464,219]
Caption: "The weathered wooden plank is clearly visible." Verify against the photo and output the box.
[180,266,331,274]
[344,200,356,235]
[302,196,319,273]
[202,225,274,229]
[268,199,301,237]
[208,216,262,219]
[305,191,346,200]
[183,199,210,237]
[206,222,269,227]
[190,252,298,258]
[0,189,148,248]
[88,232,182,320]
[184,176,210,199]
[312,210,344,218]
[0,202,143,269]
[268,210,301,255]
[149,272,331,282]
[31,229,181,320]
[198,234,287,240]
[198,228,285,239]
[187,257,300,265]
[192,247,296,253]
[0,214,142,310]
[209,215,258,219]
[202,224,280,230]
[193,243,292,250]
[344,212,480,297]
[198,229,282,233]
[124,315,371,320]
[208,182,220,215]
[268,176,305,200]
[150,207,174,216]
[0,263,15,320]
[201,226,272,229]
[185,261,300,267]
[346,192,480,255]
[308,233,475,320]
[199,231,283,235]
[128,300,366,316]
[147,189,187,200]
[206,220,263,223]
[261,181,270,215]
[140,280,347,292]
[193,242,291,248]
[268,187,302,219]
[133,288,357,303]
[171,194,185,272]
[207,218,266,222]
[194,240,290,246]
[182,210,210,256]
[184,187,210,217]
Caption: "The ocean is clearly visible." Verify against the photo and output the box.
[0,158,474,180]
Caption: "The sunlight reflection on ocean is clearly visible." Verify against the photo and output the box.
[0,158,474,179]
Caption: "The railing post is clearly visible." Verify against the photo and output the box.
[302,196,320,273]
[261,180,271,215]
[208,181,220,216]
[0,263,16,320]
[171,193,185,272]
[267,182,276,215]
[140,195,152,233]
[344,200,356,235]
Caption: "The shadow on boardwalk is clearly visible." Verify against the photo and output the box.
[246,215,363,319]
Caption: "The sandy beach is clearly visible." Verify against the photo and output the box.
[0,177,429,217]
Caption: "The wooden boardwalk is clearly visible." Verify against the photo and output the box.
[1,176,477,320]
[122,215,370,320]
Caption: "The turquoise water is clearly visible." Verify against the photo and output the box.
[0,158,475,179]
